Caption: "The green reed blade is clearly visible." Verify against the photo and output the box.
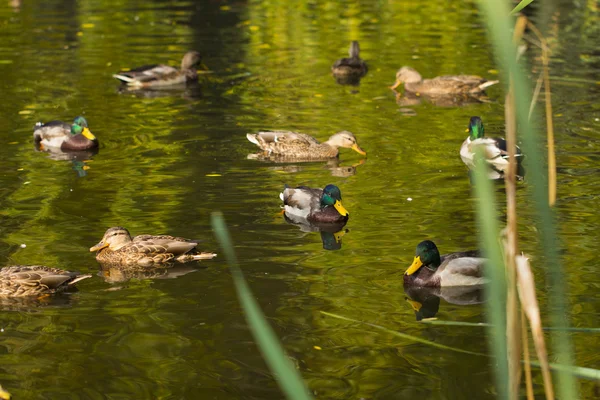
[472,153,509,400]
[477,0,577,397]
[510,0,535,15]
[211,212,313,400]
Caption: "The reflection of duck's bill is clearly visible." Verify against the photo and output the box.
[406,298,423,312]
[333,229,347,243]
[333,200,349,216]
[405,256,423,275]
[351,143,367,156]
[90,241,108,252]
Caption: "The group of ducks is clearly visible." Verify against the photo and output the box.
[2,43,524,299]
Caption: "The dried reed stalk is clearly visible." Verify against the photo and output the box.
[516,255,555,399]
[527,22,557,206]
[521,307,535,400]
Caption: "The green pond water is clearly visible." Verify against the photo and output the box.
[0,0,599,398]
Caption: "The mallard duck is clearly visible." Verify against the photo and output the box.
[90,227,216,266]
[332,41,367,83]
[404,240,487,287]
[113,51,202,88]
[390,66,498,95]
[246,130,366,160]
[0,265,91,297]
[460,116,523,174]
[33,116,98,151]
[280,184,349,224]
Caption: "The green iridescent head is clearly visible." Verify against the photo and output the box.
[405,240,442,276]
[320,184,349,216]
[468,116,485,140]
[70,116,96,141]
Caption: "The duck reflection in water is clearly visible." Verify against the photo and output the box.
[33,148,98,178]
[252,158,366,178]
[331,41,368,86]
[98,263,199,283]
[404,285,485,321]
[284,213,348,251]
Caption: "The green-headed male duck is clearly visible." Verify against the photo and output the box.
[33,116,98,151]
[280,184,349,224]
[404,240,487,287]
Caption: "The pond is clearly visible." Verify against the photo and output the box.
[0,0,599,398]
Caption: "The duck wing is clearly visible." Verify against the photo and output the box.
[255,131,320,145]
[33,120,70,141]
[131,235,198,255]
[113,64,180,85]
[281,186,322,209]
[420,75,494,94]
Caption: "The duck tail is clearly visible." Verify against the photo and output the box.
[246,133,259,145]
[112,74,136,83]
[476,80,499,92]
[178,253,217,262]
[68,274,92,286]
[279,184,290,202]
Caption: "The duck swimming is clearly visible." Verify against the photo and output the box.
[0,265,91,297]
[90,227,216,266]
[404,240,487,287]
[332,41,367,84]
[280,184,349,224]
[113,51,202,88]
[460,116,524,174]
[390,66,498,96]
[33,116,98,151]
[246,130,366,160]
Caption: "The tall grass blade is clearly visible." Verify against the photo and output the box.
[477,1,577,397]
[211,212,313,400]
[510,0,535,15]
[320,311,487,357]
[472,152,509,400]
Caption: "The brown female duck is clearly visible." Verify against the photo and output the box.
[246,130,366,160]
[90,227,216,266]
[390,66,498,95]
[0,265,91,297]
[113,51,202,88]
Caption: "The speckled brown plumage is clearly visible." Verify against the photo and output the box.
[391,66,498,96]
[246,130,366,160]
[90,227,216,267]
[0,265,91,297]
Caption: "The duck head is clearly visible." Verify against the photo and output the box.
[320,184,349,217]
[90,227,133,252]
[405,240,442,276]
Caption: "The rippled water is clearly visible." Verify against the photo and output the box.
[0,0,599,398]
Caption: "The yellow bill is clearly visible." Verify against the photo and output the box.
[351,143,367,156]
[333,200,349,216]
[90,241,108,252]
[82,127,96,141]
[405,256,423,275]
[389,79,402,90]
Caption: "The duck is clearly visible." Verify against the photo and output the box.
[280,184,349,224]
[113,51,202,88]
[403,240,487,287]
[0,265,91,297]
[332,41,368,83]
[246,130,366,160]
[90,227,217,266]
[460,116,524,174]
[33,116,98,151]
[390,66,498,95]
